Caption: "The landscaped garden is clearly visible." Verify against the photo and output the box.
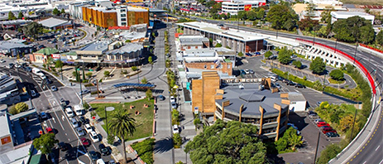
[91,98,154,140]
[131,138,155,164]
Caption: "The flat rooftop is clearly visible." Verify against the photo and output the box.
[216,83,287,116]
[80,41,110,52]
[177,22,268,42]
[0,112,10,139]
[332,11,374,17]
[106,43,143,55]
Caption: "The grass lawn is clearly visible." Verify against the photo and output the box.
[91,98,154,140]
[328,78,345,84]
[131,138,155,164]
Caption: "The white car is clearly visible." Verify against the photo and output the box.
[84,124,94,133]
[89,131,100,142]
[172,125,179,134]
[170,96,176,103]
[66,108,75,118]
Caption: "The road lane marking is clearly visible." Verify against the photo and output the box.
[52,117,56,123]
[376,145,380,151]
[65,133,67,136]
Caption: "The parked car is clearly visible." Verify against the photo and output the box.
[274,83,281,89]
[89,131,100,142]
[75,127,86,136]
[322,127,337,134]
[295,84,306,88]
[314,119,324,124]
[317,122,330,127]
[99,144,112,156]
[89,151,101,161]
[317,101,323,106]
[84,124,94,133]
[81,137,90,147]
[171,103,177,109]
[79,116,89,124]
[308,111,318,118]
[46,127,54,134]
[170,96,176,103]
[51,85,58,91]
[277,76,284,81]
[79,90,90,95]
[172,125,179,134]
[40,112,48,119]
[0,59,5,63]
[325,132,339,137]
[287,81,296,86]
[157,95,165,101]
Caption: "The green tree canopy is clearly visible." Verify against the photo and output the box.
[148,56,153,64]
[264,51,273,58]
[278,48,292,64]
[266,5,298,30]
[333,16,375,44]
[8,105,18,115]
[329,69,344,81]
[109,112,136,164]
[55,60,63,68]
[15,102,28,113]
[8,11,16,20]
[141,77,148,84]
[298,18,319,31]
[293,60,302,69]
[18,12,24,19]
[310,57,326,74]
[256,8,265,19]
[22,22,43,39]
[61,9,65,14]
[317,144,342,164]
[52,8,60,15]
[145,89,152,100]
[377,30,383,45]
[33,133,58,156]
[104,71,110,77]
[320,6,334,23]
[185,120,267,164]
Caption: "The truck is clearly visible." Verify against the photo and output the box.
[74,104,85,116]
[32,68,46,79]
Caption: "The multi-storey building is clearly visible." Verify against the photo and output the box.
[221,0,266,15]
[0,73,20,105]
[81,1,149,29]
[191,72,290,140]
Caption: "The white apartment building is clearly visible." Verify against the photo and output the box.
[331,11,375,24]
[293,0,346,21]
[116,5,128,26]
[221,0,266,15]
[69,1,92,20]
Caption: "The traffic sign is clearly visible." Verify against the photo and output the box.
[92,116,96,120]
[38,130,43,135]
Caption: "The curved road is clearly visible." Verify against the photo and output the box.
[195,18,382,164]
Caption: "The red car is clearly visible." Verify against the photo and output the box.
[322,127,337,134]
[46,127,54,134]
[81,138,90,147]
[317,122,330,127]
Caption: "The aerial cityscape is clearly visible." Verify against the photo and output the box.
[0,0,382,163]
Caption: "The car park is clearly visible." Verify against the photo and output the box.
[89,151,101,161]
[274,83,281,89]
[84,124,94,133]
[172,125,179,134]
[90,131,100,142]
[75,127,86,136]
[99,144,112,156]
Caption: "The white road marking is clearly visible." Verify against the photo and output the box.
[65,133,68,136]
[379,159,383,164]
[376,145,380,151]
[52,117,56,123]
[62,115,65,121]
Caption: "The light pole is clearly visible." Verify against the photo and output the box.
[80,79,83,105]
[313,132,320,164]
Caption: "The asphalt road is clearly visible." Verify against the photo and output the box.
[197,18,383,164]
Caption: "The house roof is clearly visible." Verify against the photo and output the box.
[0,40,32,51]
[36,47,59,55]
[38,18,70,28]
[288,92,306,101]
[106,43,143,55]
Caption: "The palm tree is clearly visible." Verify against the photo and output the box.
[108,112,136,164]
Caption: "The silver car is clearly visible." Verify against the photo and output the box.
[76,127,86,136]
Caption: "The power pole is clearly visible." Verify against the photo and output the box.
[313,132,321,164]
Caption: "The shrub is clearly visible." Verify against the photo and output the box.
[330,69,344,81]
[193,118,201,126]
[83,102,90,110]
[8,105,18,115]
[107,135,115,145]
[131,138,155,164]
[131,66,138,71]
[15,102,28,113]
[173,133,182,148]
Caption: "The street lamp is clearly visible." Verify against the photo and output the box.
[80,79,83,105]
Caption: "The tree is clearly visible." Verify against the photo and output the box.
[298,18,319,31]
[141,77,148,84]
[333,16,375,43]
[18,12,24,19]
[104,71,110,77]
[305,3,316,20]
[86,72,93,79]
[317,144,342,164]
[33,133,58,159]
[109,112,136,164]
[310,57,326,74]
[264,51,272,58]
[293,60,302,69]
[131,66,138,71]
[52,8,60,15]
[238,11,247,20]
[329,69,344,81]
[359,25,375,44]
[146,89,152,100]
[173,133,182,148]
[8,105,18,115]
[148,56,153,64]
[22,22,43,39]
[237,52,244,57]
[185,120,267,164]
[377,30,383,45]
[55,60,63,69]
[256,8,265,20]
[266,5,297,30]
[278,48,292,64]
[61,9,65,14]
[247,10,256,21]
[15,102,28,113]
[8,11,16,20]
[320,6,334,23]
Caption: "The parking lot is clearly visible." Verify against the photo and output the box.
[34,29,85,51]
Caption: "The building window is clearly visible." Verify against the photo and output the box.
[228,65,230,69]
[122,22,126,26]
[121,18,126,21]
[211,65,214,69]
[120,9,125,12]
[121,14,126,17]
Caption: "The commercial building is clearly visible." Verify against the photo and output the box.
[69,1,94,20]
[81,1,149,29]
[75,41,110,66]
[178,35,210,51]
[29,47,59,63]
[287,92,307,112]
[221,0,266,15]
[0,0,54,21]
[0,40,34,57]
[38,17,73,30]
[293,0,346,21]
[177,22,268,53]
[192,72,289,140]
[104,42,143,67]
[0,73,20,105]
[0,111,13,152]
[331,11,375,24]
